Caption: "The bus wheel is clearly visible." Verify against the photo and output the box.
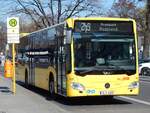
[25,71,29,88]
[49,77,55,99]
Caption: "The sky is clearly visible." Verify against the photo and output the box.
[0,0,115,22]
[0,1,15,21]
[0,0,145,22]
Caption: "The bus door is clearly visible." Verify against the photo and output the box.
[29,56,35,86]
[28,34,35,86]
[57,36,67,95]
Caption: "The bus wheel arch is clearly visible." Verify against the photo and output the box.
[49,72,55,98]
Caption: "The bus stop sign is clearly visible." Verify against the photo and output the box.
[7,17,20,44]
[9,19,17,27]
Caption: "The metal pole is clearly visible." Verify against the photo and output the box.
[12,43,16,94]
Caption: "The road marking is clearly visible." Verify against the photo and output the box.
[119,96,150,106]
[140,80,150,84]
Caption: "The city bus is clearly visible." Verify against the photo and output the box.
[16,17,139,98]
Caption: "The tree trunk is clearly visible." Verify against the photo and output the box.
[143,0,150,58]
[57,0,61,23]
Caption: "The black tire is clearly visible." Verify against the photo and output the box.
[103,96,114,102]
[25,71,29,87]
[49,77,55,99]
[141,67,150,76]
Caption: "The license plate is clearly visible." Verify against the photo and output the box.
[100,91,113,95]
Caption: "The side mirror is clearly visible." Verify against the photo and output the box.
[66,29,72,44]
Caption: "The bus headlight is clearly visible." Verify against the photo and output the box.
[128,81,139,89]
[71,82,85,91]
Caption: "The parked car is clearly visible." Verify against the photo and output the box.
[139,59,150,76]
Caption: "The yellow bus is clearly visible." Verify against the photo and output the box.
[16,17,139,98]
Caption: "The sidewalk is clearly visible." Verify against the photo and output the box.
[0,75,68,113]
[0,76,32,113]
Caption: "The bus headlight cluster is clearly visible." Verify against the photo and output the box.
[128,81,139,89]
[71,82,85,91]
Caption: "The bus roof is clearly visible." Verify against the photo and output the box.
[69,17,134,21]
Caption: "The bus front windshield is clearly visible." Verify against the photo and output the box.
[73,33,136,75]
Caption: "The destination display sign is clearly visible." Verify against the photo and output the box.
[74,20,133,35]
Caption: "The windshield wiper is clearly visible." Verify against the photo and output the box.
[103,64,135,75]
[106,63,125,70]
[75,66,115,75]
[77,69,94,75]
[75,67,95,75]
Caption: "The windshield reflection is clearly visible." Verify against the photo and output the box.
[73,33,136,75]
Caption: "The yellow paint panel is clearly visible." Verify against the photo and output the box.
[34,66,56,91]
[67,74,139,97]
[16,64,25,82]
[35,67,49,90]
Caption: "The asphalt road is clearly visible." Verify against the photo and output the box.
[0,75,150,113]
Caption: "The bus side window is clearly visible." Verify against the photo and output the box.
[66,44,71,74]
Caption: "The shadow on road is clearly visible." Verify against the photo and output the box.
[16,81,132,106]
[0,86,12,93]
[55,97,131,106]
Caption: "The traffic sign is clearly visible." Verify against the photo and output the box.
[9,19,17,27]
[7,17,20,43]
[7,17,19,94]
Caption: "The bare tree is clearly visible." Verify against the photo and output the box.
[108,0,138,17]
[0,22,7,52]
[10,0,103,29]
[108,0,146,32]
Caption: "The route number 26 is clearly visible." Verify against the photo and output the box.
[81,23,91,32]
